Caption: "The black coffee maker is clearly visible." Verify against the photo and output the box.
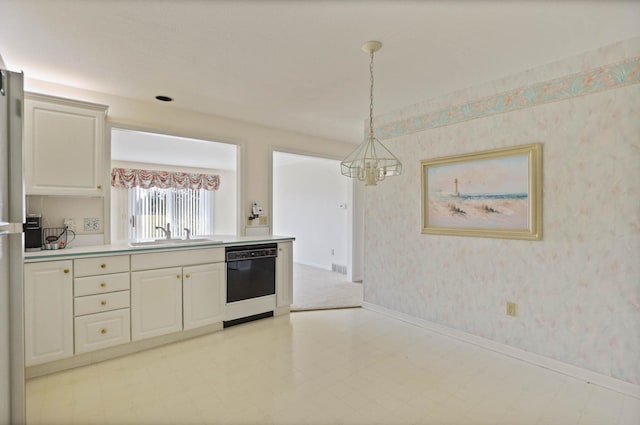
[25,214,42,251]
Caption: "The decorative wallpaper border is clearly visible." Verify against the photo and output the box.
[376,56,640,140]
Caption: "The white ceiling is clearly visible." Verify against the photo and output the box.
[2,1,639,144]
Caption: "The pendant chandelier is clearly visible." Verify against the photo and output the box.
[341,41,402,186]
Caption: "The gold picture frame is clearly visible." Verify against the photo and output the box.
[421,143,542,240]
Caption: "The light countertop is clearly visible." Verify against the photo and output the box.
[24,235,294,262]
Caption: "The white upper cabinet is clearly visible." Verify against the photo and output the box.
[24,93,108,196]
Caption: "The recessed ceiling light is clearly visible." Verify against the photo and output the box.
[155,95,173,102]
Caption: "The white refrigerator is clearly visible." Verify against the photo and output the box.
[0,68,26,424]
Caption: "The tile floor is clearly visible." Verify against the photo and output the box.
[292,263,363,311]
[26,308,639,425]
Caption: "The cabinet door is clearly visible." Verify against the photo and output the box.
[24,261,73,366]
[131,268,183,341]
[24,93,107,196]
[276,242,293,308]
[183,263,225,330]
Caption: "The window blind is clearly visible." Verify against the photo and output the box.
[128,186,214,240]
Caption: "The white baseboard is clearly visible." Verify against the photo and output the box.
[274,305,291,316]
[362,302,640,399]
[26,322,223,379]
[294,260,332,271]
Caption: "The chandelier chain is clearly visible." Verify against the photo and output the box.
[369,49,375,138]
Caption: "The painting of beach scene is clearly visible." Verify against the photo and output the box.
[421,143,542,240]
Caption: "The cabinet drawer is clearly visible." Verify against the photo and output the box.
[74,290,130,316]
[75,308,130,354]
[74,255,129,277]
[74,272,130,296]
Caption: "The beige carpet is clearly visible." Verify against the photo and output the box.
[291,263,363,311]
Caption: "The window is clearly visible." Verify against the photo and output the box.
[111,167,220,241]
[128,186,214,240]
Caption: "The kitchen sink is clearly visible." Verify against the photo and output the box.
[128,238,222,247]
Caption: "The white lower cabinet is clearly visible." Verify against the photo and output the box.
[132,262,226,339]
[131,267,184,341]
[72,256,131,354]
[183,263,226,330]
[24,261,74,366]
[276,241,293,308]
[24,242,291,370]
[131,248,226,340]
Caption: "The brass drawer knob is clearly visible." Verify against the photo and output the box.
[100,282,107,288]
[100,264,106,269]
[101,300,107,306]
[97,185,102,190]
[185,274,191,278]
[63,269,70,274]
[101,329,107,334]
[176,274,181,279]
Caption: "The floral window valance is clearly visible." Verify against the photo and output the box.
[111,168,220,191]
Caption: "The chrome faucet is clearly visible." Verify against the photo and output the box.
[184,228,191,240]
[155,223,172,240]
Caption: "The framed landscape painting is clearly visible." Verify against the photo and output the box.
[421,143,542,240]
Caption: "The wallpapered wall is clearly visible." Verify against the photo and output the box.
[364,38,640,385]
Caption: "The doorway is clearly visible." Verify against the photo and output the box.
[272,151,362,310]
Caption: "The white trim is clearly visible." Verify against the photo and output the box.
[362,302,640,399]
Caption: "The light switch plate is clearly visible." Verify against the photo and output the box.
[84,218,100,232]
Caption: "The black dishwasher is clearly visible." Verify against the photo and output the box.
[225,243,277,303]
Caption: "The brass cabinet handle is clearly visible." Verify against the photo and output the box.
[185,274,191,278]
[63,269,70,274]
[101,329,107,334]
[97,185,102,189]
[101,300,107,306]
[176,274,181,279]
[100,264,106,269]
[100,282,107,288]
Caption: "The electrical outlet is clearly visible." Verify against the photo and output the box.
[84,218,100,232]
[506,301,517,317]
[63,218,77,232]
